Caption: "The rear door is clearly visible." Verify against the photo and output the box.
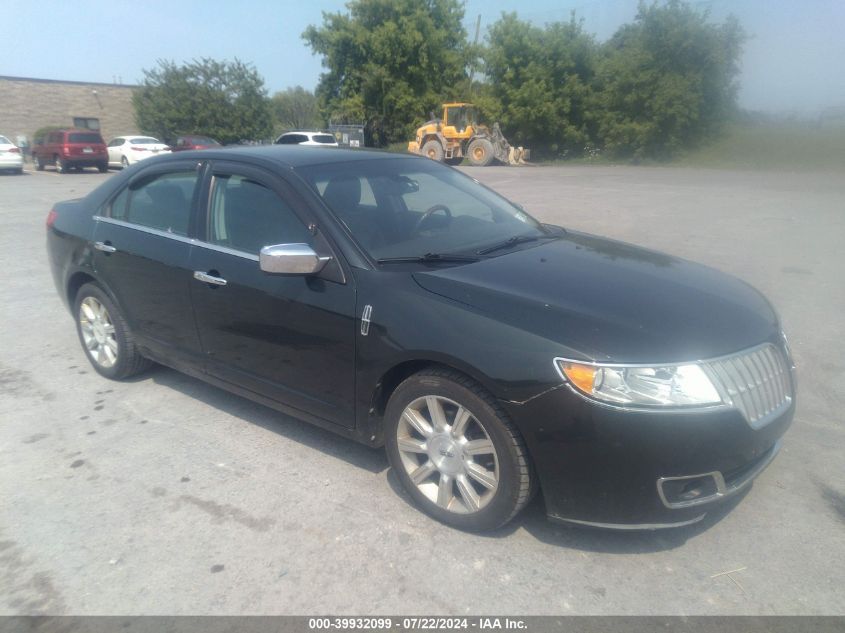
[92,161,204,367]
[189,161,357,427]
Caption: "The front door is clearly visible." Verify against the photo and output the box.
[189,162,357,428]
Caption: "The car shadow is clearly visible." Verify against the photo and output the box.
[147,365,388,475]
[146,364,746,552]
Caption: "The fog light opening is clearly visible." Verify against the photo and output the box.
[660,474,720,507]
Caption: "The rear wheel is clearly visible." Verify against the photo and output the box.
[467,138,495,167]
[121,156,129,169]
[97,162,108,173]
[385,368,534,531]
[421,140,444,162]
[74,283,152,380]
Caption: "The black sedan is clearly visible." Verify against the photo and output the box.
[46,146,795,531]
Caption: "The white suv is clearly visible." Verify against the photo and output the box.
[274,131,338,147]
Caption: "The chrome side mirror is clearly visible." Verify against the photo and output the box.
[259,243,331,275]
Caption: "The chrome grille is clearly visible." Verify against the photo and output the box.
[703,344,793,427]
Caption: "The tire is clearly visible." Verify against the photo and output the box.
[97,162,108,173]
[467,138,495,167]
[55,155,67,174]
[34,155,44,171]
[121,156,129,169]
[74,283,152,380]
[385,368,534,531]
[421,140,444,162]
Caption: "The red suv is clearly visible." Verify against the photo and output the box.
[32,129,108,173]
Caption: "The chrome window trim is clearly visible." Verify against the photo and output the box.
[92,215,259,262]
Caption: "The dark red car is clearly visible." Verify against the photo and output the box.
[32,129,108,173]
[171,135,221,152]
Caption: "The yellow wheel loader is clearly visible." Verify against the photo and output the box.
[407,103,529,166]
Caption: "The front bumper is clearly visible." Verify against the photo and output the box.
[501,378,794,529]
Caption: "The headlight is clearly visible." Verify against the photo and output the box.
[555,358,723,407]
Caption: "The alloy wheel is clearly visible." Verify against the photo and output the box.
[79,296,118,368]
[396,395,499,514]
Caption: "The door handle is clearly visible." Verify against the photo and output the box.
[94,241,117,253]
[193,271,227,286]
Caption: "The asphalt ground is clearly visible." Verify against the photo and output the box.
[1,162,843,615]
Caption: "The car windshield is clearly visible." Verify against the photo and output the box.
[312,135,336,144]
[0,136,10,144]
[130,137,160,144]
[68,133,102,143]
[297,158,546,261]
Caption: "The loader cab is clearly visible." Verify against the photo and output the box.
[443,104,477,139]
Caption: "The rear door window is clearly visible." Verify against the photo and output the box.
[111,171,198,236]
[277,134,307,145]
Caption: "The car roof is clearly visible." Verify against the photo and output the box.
[156,145,420,169]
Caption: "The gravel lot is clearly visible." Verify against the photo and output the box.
[1,163,843,615]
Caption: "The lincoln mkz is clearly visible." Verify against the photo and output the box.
[46,147,795,531]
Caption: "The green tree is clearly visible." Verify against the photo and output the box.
[593,1,746,158]
[272,86,321,132]
[133,58,273,145]
[303,0,470,146]
[482,13,599,157]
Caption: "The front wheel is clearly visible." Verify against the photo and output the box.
[74,283,152,380]
[385,368,534,531]
[421,140,444,162]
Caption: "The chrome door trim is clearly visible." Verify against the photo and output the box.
[93,215,259,262]
[93,215,194,245]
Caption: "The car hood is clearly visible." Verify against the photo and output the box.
[412,232,779,363]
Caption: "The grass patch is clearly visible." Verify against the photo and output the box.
[674,123,845,171]
[530,123,845,171]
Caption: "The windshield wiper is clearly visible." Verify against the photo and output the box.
[476,234,556,255]
[377,253,480,264]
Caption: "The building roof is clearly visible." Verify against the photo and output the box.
[0,75,138,89]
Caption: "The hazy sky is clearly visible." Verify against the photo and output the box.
[3,0,844,114]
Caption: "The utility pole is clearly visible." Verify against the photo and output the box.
[468,14,481,97]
